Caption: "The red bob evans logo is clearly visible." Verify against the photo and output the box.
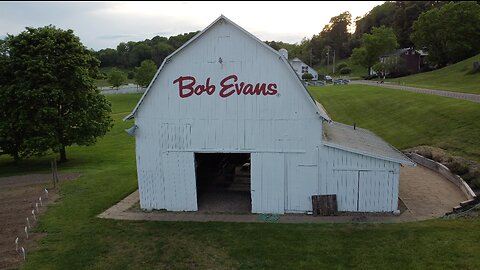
[173,75,278,98]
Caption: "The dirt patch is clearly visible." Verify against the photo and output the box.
[0,172,80,270]
[399,165,467,220]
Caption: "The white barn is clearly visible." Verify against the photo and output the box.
[125,15,414,214]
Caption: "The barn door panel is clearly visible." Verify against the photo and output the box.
[162,151,198,211]
[334,170,359,212]
[251,153,285,214]
[358,171,393,212]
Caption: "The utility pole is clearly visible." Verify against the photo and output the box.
[326,47,330,75]
[309,47,313,67]
[333,49,336,74]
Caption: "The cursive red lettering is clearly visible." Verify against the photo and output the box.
[173,76,196,98]
[267,83,278,95]
[205,78,215,95]
[235,82,245,95]
[253,83,267,95]
[243,84,254,95]
[219,75,238,98]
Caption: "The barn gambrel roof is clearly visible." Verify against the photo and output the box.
[124,15,329,121]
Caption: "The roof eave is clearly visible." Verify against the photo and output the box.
[323,141,416,167]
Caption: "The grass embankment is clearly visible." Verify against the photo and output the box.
[314,58,367,80]
[385,54,480,94]
[309,85,480,163]
[0,92,479,269]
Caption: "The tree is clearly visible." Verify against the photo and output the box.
[302,72,314,80]
[108,68,127,89]
[134,60,158,88]
[0,25,113,162]
[351,26,398,75]
[320,11,352,59]
[411,1,480,67]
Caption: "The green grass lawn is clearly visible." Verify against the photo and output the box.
[309,85,480,163]
[0,92,479,269]
[384,54,480,94]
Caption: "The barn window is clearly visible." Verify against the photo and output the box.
[194,153,251,213]
[302,66,308,73]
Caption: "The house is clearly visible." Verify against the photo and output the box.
[125,15,414,214]
[379,47,428,75]
[278,48,318,80]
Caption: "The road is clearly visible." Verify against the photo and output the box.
[350,80,480,103]
[99,84,146,95]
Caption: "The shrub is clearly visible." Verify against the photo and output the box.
[127,71,135,80]
[337,63,348,70]
[302,72,314,80]
[340,67,352,74]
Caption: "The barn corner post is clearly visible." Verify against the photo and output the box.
[126,15,413,215]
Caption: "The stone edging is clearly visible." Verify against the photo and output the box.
[405,152,477,200]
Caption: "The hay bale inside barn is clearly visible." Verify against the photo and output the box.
[125,15,414,214]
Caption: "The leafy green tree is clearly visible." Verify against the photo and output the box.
[320,11,352,59]
[108,68,127,89]
[134,60,158,88]
[0,25,113,162]
[411,1,480,67]
[351,26,398,75]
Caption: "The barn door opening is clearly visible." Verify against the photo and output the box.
[194,153,251,213]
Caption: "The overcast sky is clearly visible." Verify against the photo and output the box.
[0,1,385,51]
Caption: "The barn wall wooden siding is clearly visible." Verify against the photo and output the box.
[133,17,400,214]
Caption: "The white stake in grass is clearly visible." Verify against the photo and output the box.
[44,189,49,198]
[39,197,43,206]
[15,237,19,251]
[21,247,26,261]
[26,217,31,229]
[35,202,39,213]
[32,209,36,221]
[24,226,28,239]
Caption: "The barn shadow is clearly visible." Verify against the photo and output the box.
[194,153,252,214]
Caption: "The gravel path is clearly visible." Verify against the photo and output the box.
[350,80,480,103]
[98,165,467,223]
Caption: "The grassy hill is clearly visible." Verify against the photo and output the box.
[385,54,480,94]
[0,90,478,269]
[314,58,367,79]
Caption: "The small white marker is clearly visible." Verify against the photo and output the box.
[32,209,36,221]
[24,226,28,239]
[26,217,31,229]
[21,247,26,261]
[44,189,49,198]
[39,197,43,206]
[15,237,19,251]
[35,202,39,212]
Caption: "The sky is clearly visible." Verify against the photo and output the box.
[0,1,385,51]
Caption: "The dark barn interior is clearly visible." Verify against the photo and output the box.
[194,153,251,213]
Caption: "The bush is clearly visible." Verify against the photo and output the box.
[337,63,348,70]
[127,71,135,80]
[302,72,314,80]
[339,67,352,74]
